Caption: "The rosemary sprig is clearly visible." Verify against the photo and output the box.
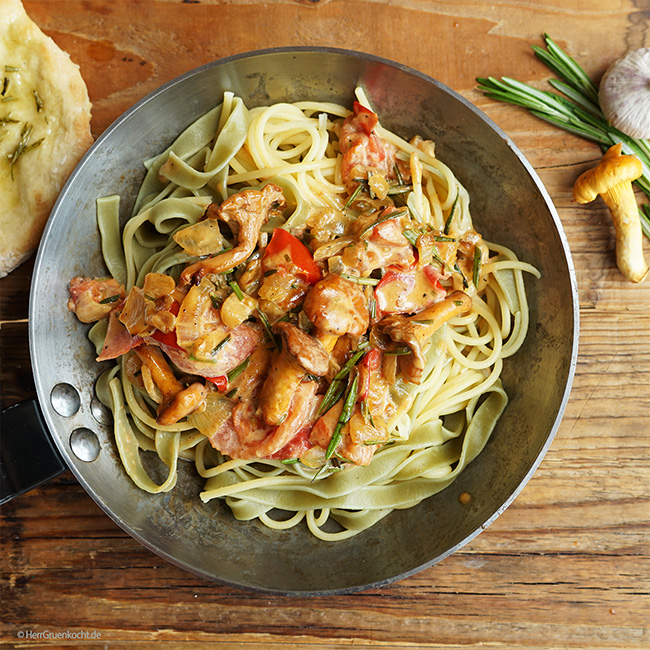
[325,371,359,460]
[359,208,408,237]
[256,308,278,348]
[444,193,459,234]
[477,33,650,238]
[8,123,45,180]
[211,333,231,356]
[333,342,369,381]
[340,273,380,286]
[343,182,364,209]
[227,354,251,382]
[402,228,419,246]
[384,345,411,355]
[99,294,121,304]
[318,378,345,416]
[318,342,369,416]
[473,247,482,288]
[228,280,245,301]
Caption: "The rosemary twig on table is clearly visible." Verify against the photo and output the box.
[477,33,650,239]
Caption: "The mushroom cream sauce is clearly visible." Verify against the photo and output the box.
[68,89,540,541]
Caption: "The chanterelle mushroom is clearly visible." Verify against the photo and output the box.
[302,274,369,352]
[573,143,648,283]
[258,322,329,426]
[375,291,471,384]
[135,345,207,425]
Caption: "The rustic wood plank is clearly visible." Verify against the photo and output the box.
[2,0,649,648]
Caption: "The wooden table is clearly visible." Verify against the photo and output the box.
[2,1,649,647]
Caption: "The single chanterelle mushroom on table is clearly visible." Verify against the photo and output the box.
[573,143,648,283]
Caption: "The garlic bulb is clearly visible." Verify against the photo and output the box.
[599,48,650,139]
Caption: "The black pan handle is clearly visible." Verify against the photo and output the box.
[0,399,66,505]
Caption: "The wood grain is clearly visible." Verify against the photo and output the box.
[1,0,649,648]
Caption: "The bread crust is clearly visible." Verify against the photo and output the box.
[0,0,93,277]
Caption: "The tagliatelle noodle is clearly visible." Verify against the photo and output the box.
[92,91,539,540]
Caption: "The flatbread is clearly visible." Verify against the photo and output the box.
[0,0,92,277]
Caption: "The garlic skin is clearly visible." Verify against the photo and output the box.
[599,48,650,139]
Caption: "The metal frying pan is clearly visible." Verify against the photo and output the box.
[4,48,579,595]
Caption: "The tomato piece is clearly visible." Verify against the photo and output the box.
[358,348,382,400]
[151,329,180,349]
[263,228,322,285]
[374,270,415,313]
[350,101,378,136]
[206,375,228,392]
[423,265,445,294]
[362,348,381,371]
[270,426,312,460]
[375,266,447,314]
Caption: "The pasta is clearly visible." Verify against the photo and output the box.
[69,89,540,542]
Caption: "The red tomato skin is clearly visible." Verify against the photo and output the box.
[205,376,228,392]
[150,301,182,349]
[270,426,312,460]
[151,329,181,350]
[351,101,378,136]
[423,265,445,293]
[263,228,322,285]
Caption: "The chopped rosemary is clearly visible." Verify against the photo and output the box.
[211,333,231,356]
[318,378,345,416]
[343,182,364,209]
[1,77,9,96]
[333,452,354,465]
[386,185,411,195]
[333,344,369,381]
[99,294,121,304]
[210,293,222,309]
[366,170,376,199]
[4,66,19,72]
[385,345,411,356]
[402,228,419,246]
[256,308,278,348]
[325,372,359,459]
[340,273,379,286]
[0,115,19,125]
[225,388,238,398]
[393,163,404,185]
[228,280,245,301]
[311,461,340,482]
[33,89,43,113]
[8,123,44,180]
[227,354,251,381]
[263,268,278,277]
[368,296,377,320]
[454,261,469,288]
[1,96,17,103]
[444,193,459,235]
[434,235,456,242]
[473,247,482,287]
[359,208,408,237]
[360,398,376,428]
